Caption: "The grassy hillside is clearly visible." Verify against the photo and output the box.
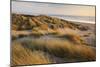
[12,14,90,31]
[11,14,96,66]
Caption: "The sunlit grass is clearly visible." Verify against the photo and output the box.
[11,14,96,66]
[12,42,54,66]
[12,37,96,66]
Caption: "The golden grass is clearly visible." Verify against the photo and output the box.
[24,39,95,60]
[12,42,54,66]
[53,30,84,45]
[11,14,96,66]
[12,37,96,66]
[63,33,85,45]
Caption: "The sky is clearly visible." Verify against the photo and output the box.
[12,1,95,16]
[12,1,95,23]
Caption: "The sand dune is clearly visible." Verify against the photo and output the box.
[11,14,96,66]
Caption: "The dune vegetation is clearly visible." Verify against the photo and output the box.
[12,42,54,65]
[11,14,96,66]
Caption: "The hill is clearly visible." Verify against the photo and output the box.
[12,14,91,31]
[11,14,96,66]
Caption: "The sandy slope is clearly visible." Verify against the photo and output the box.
[11,14,96,66]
